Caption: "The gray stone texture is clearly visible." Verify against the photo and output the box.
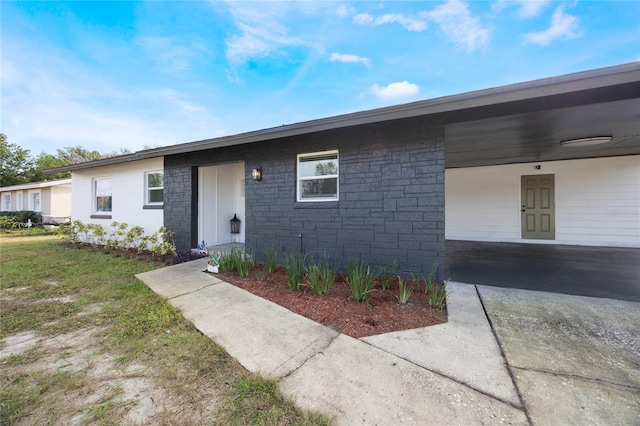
[164,117,446,277]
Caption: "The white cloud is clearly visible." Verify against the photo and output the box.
[330,52,371,67]
[493,0,550,18]
[369,81,420,101]
[524,7,580,46]
[1,37,225,154]
[423,0,492,51]
[224,3,303,66]
[353,12,427,32]
[336,5,356,19]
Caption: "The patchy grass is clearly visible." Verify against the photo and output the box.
[0,234,331,425]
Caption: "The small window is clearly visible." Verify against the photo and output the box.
[28,191,41,212]
[297,150,339,202]
[94,178,112,213]
[1,194,10,211]
[145,172,164,204]
[16,193,23,211]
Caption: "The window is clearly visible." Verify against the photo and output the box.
[1,194,10,211]
[28,191,41,212]
[297,150,339,202]
[94,178,112,213]
[145,171,164,204]
[16,193,23,211]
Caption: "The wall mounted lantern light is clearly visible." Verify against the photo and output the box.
[251,167,262,181]
[560,136,612,147]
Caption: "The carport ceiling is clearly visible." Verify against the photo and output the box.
[445,97,640,168]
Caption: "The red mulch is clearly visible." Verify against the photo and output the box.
[216,266,447,338]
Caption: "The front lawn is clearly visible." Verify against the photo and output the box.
[0,233,330,425]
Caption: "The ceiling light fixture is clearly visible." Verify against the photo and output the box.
[560,136,612,147]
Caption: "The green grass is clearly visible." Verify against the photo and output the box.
[0,234,331,425]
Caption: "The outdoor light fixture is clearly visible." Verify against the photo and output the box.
[560,136,612,147]
[251,167,262,181]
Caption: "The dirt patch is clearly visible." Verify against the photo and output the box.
[0,307,220,425]
[217,266,447,338]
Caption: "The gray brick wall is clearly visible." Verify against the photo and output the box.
[164,116,446,279]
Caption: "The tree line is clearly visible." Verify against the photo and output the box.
[0,133,136,187]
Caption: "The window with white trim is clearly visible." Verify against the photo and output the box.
[28,191,41,212]
[145,171,164,205]
[297,150,339,202]
[94,178,112,213]
[1,194,10,211]
[16,193,23,211]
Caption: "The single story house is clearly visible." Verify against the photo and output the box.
[0,178,72,224]
[47,63,640,294]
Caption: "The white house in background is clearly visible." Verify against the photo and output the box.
[69,157,164,235]
[0,178,72,224]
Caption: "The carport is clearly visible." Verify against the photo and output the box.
[442,63,640,301]
[446,240,640,302]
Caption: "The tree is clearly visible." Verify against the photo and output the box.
[56,146,106,165]
[30,153,71,181]
[0,133,34,186]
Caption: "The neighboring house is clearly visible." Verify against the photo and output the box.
[0,178,72,224]
[48,63,640,279]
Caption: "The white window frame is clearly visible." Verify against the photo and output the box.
[93,177,112,214]
[145,171,164,205]
[16,192,23,211]
[28,190,41,212]
[1,193,11,211]
[297,150,339,202]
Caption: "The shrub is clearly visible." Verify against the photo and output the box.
[264,246,279,273]
[428,280,448,309]
[217,247,241,272]
[284,252,305,291]
[304,255,336,295]
[424,262,439,294]
[254,266,268,281]
[236,250,254,277]
[0,216,18,229]
[345,258,379,303]
[379,260,397,290]
[397,277,414,304]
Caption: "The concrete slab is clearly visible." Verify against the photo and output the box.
[145,277,339,379]
[479,285,640,425]
[135,258,221,299]
[363,282,521,407]
[280,334,528,426]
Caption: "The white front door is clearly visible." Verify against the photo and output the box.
[198,163,245,246]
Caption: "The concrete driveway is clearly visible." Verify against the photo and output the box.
[478,286,640,425]
[137,259,640,425]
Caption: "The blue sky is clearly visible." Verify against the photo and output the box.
[2,1,639,156]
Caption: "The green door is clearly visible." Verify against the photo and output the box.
[521,174,555,240]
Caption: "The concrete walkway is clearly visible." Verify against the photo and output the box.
[136,259,639,425]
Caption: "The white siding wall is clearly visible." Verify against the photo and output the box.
[49,185,72,217]
[71,158,164,236]
[445,155,640,248]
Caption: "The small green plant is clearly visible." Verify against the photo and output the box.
[410,270,424,292]
[428,280,448,309]
[264,246,279,273]
[284,252,305,291]
[304,254,337,295]
[424,262,439,294]
[236,250,254,277]
[379,260,398,290]
[218,247,241,272]
[345,258,379,303]
[254,266,268,281]
[397,276,414,304]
